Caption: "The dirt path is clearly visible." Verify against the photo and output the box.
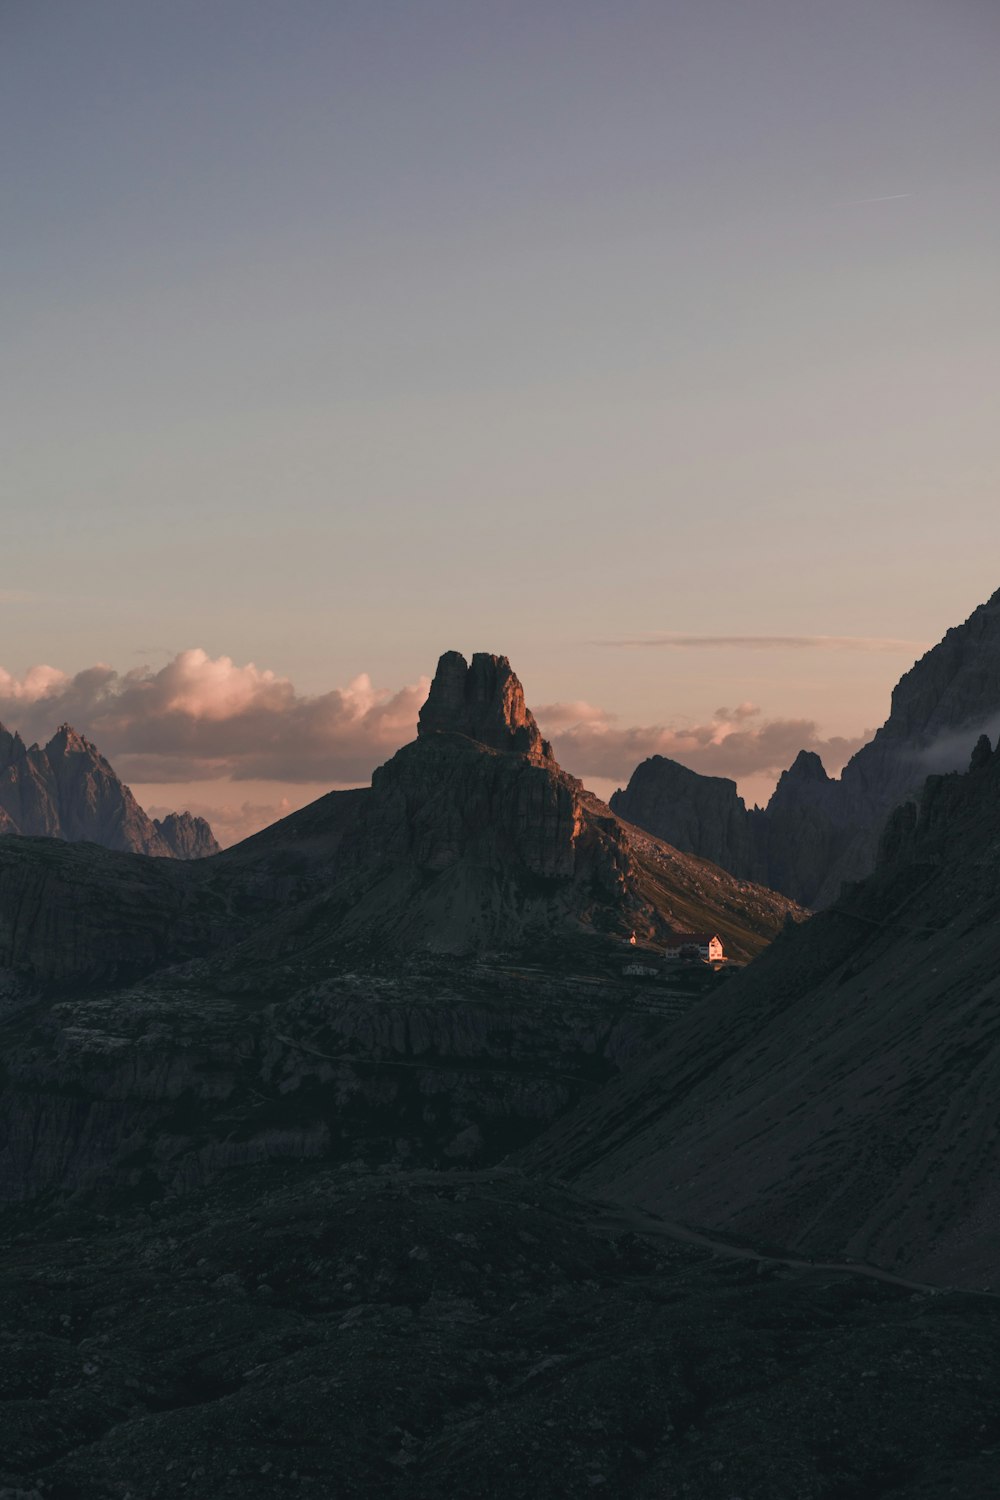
[590,1202,1000,1300]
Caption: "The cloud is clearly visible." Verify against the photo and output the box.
[0,649,429,784]
[0,647,869,799]
[910,714,1000,779]
[601,635,926,652]
[536,700,869,785]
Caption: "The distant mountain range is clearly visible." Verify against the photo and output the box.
[0,722,219,858]
[611,586,1000,905]
[0,651,800,993]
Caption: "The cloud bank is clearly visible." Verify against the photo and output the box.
[0,650,869,802]
[0,650,429,784]
[536,700,869,785]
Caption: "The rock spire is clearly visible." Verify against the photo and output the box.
[418,651,553,763]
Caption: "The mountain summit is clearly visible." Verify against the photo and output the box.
[418,650,554,763]
[320,649,799,955]
[0,721,219,858]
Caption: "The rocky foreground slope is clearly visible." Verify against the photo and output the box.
[0,721,219,857]
[612,585,1000,905]
[2,1161,998,1499]
[528,731,1000,1292]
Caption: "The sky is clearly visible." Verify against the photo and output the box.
[2,0,999,840]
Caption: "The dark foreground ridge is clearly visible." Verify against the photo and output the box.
[3,1163,1000,1499]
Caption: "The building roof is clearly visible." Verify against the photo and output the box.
[666,932,722,945]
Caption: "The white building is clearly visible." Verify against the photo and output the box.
[664,932,725,963]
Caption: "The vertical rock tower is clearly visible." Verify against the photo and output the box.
[418,651,554,763]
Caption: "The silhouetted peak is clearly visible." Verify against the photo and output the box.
[786,749,830,783]
[417,650,553,762]
[970,734,995,772]
[766,749,837,821]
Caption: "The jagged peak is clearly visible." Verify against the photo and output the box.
[785,749,830,783]
[154,810,221,859]
[970,734,995,772]
[417,650,553,763]
[45,722,94,754]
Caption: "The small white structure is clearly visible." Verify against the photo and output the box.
[664,932,725,963]
[622,960,659,977]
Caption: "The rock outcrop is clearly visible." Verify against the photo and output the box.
[613,585,1000,906]
[330,651,799,956]
[525,730,1000,1290]
[0,721,218,858]
[418,650,554,762]
[610,758,755,879]
[153,810,221,859]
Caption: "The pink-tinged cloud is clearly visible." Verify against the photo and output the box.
[0,649,868,794]
[535,700,869,784]
[0,649,429,784]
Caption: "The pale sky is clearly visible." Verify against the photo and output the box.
[3,1,999,839]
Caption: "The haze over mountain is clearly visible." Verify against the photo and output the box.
[0,721,219,858]
[612,585,1000,906]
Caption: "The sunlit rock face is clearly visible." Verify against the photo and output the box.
[0,721,218,858]
[418,651,554,763]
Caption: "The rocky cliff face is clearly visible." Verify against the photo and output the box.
[613,586,1000,906]
[418,650,554,762]
[154,810,222,859]
[0,722,218,858]
[526,730,1000,1290]
[329,651,799,956]
[609,758,755,879]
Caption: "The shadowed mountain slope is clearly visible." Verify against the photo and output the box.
[525,733,1000,1290]
[292,651,801,959]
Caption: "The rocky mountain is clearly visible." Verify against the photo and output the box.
[0,653,801,993]
[527,729,1000,1292]
[0,650,998,1496]
[607,756,755,878]
[612,585,1000,906]
[153,810,221,858]
[418,647,554,762]
[0,721,218,858]
[324,651,799,959]
[0,649,802,1207]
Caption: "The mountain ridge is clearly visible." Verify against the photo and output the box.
[0,720,219,858]
[611,585,1000,905]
